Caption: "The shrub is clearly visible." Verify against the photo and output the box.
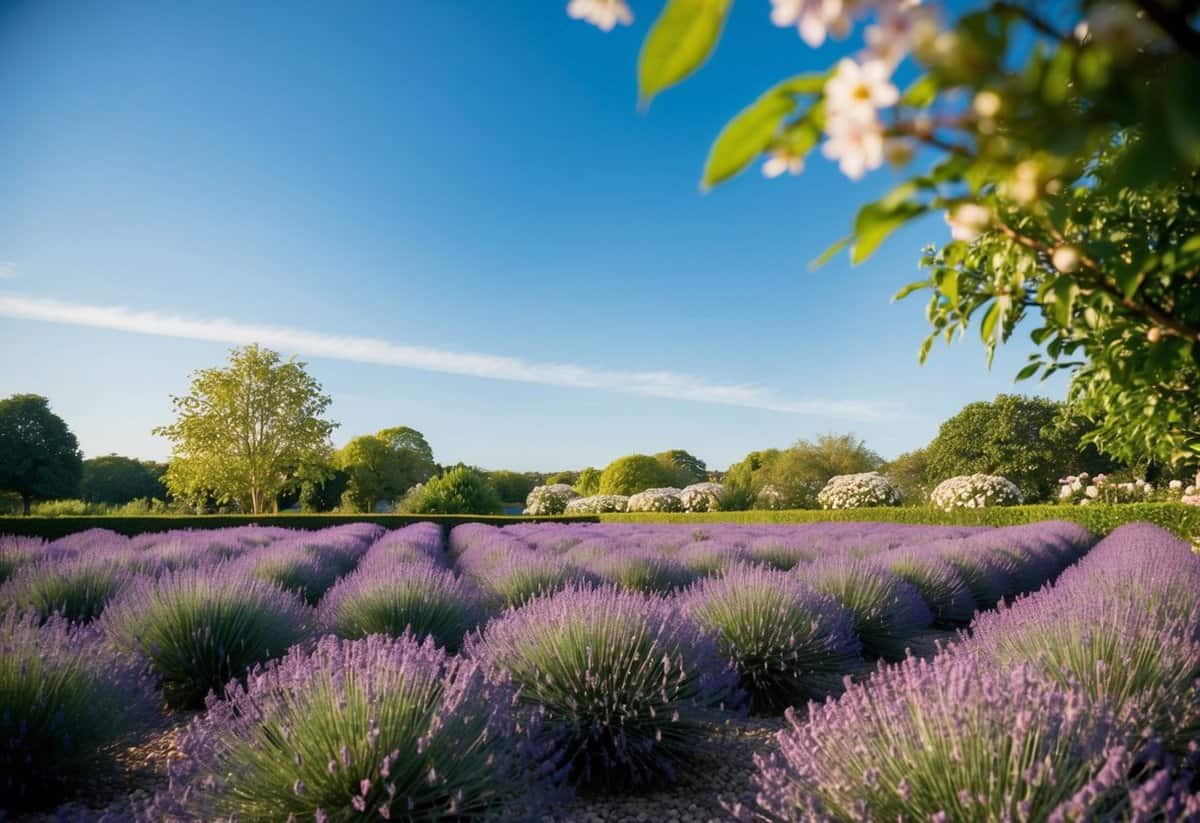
[236,542,344,605]
[469,550,584,609]
[154,633,529,821]
[745,536,814,571]
[681,564,862,712]
[401,467,503,515]
[586,548,695,594]
[318,561,483,653]
[0,555,132,623]
[799,559,933,661]
[470,584,742,789]
[102,565,311,709]
[679,482,727,513]
[930,474,1023,510]
[877,550,977,627]
[1,609,156,812]
[523,484,581,516]
[564,494,629,514]
[933,545,1015,610]
[597,454,676,496]
[626,487,684,513]
[674,540,747,576]
[751,656,1132,822]
[0,535,43,585]
[816,472,902,509]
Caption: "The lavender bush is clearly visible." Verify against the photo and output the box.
[681,564,862,712]
[1,609,157,812]
[470,584,742,789]
[585,548,696,594]
[0,555,132,623]
[877,550,977,626]
[236,541,346,605]
[0,535,43,584]
[154,632,533,820]
[102,564,311,709]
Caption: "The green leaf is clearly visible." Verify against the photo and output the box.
[980,300,1001,344]
[1015,362,1041,381]
[851,201,928,264]
[702,93,797,189]
[638,0,732,104]
[892,279,930,301]
[1049,276,1078,328]
[810,236,850,270]
[774,73,828,96]
[901,74,939,108]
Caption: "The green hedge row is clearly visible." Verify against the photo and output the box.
[0,513,599,541]
[601,503,1200,538]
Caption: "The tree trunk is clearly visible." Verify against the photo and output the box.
[21,494,31,516]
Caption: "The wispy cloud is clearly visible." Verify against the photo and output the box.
[0,263,15,279]
[0,293,889,419]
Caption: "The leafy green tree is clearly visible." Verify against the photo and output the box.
[489,470,538,504]
[335,435,410,512]
[573,1,1200,467]
[402,466,503,515]
[376,426,437,483]
[924,394,1108,502]
[574,467,602,496]
[883,449,933,506]
[723,449,783,497]
[598,454,677,495]
[0,394,83,515]
[154,345,337,514]
[654,449,708,486]
[545,470,580,486]
[80,455,168,505]
[298,466,349,513]
[768,434,883,509]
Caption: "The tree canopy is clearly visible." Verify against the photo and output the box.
[598,454,677,496]
[154,345,337,514]
[765,434,884,509]
[402,466,503,515]
[80,455,167,505]
[654,449,709,486]
[0,394,83,515]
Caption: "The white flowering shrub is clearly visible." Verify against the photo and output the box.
[755,484,785,510]
[523,484,581,516]
[1057,473,1154,506]
[626,488,684,513]
[564,494,629,514]
[816,472,901,509]
[679,483,726,513]
[930,474,1022,510]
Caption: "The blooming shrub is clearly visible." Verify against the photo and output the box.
[469,549,584,609]
[679,482,727,513]
[1,609,156,812]
[564,494,629,514]
[0,536,43,584]
[0,555,132,623]
[236,542,345,605]
[745,537,815,571]
[318,561,483,653]
[524,484,581,516]
[470,584,742,789]
[755,484,785,510]
[877,549,977,627]
[585,548,695,593]
[154,633,529,821]
[102,565,311,709]
[626,487,684,513]
[930,473,1023,510]
[816,472,901,509]
[1058,472,1156,505]
[799,559,933,661]
[682,564,862,712]
[675,540,747,576]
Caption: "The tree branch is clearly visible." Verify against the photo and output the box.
[991,2,1070,41]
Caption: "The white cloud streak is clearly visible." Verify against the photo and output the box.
[0,293,888,420]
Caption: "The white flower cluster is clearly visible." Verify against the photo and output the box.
[523,484,581,516]
[566,0,632,31]
[816,472,901,509]
[564,494,630,514]
[930,474,1023,510]
[679,482,726,513]
[1057,472,1154,505]
[626,487,684,513]
[756,484,786,510]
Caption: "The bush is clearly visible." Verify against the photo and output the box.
[745,536,815,571]
[564,494,629,514]
[401,467,503,515]
[0,535,42,584]
[930,474,1023,510]
[681,564,862,712]
[470,584,742,789]
[318,561,483,653]
[626,487,684,513]
[523,484,580,516]
[597,455,676,496]
[816,472,902,509]
[876,550,977,627]
[679,482,727,513]
[799,559,933,662]
[0,555,132,623]
[586,548,695,594]
[1,609,156,812]
[102,565,311,709]
[154,633,529,821]
[235,542,345,605]
[468,550,584,609]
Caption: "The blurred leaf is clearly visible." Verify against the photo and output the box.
[901,74,939,107]
[702,92,797,189]
[810,236,850,270]
[852,201,927,264]
[639,0,732,104]
[1015,362,1041,381]
[1049,277,1078,327]
[893,279,930,301]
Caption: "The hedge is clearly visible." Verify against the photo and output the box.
[601,503,1200,539]
[0,513,599,541]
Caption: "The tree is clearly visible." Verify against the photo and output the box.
[376,426,437,482]
[154,345,337,514]
[570,1,1200,467]
[574,467,602,496]
[489,470,538,503]
[767,434,883,509]
[598,454,677,495]
[924,394,1109,502]
[80,455,168,505]
[402,466,503,515]
[724,449,783,496]
[545,470,580,486]
[883,449,933,506]
[654,449,708,486]
[335,434,411,512]
[299,466,349,513]
[0,394,83,515]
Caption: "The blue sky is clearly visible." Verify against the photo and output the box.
[0,1,1067,471]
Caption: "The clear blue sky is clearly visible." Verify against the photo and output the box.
[0,0,1066,472]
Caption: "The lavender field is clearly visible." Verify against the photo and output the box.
[2,519,1199,821]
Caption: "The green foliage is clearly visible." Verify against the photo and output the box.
[0,394,83,515]
[765,434,883,509]
[723,449,782,502]
[489,470,538,503]
[80,455,167,505]
[924,394,1109,502]
[298,467,349,513]
[545,470,579,486]
[883,449,933,506]
[638,0,731,104]
[654,449,708,486]
[155,346,336,514]
[402,467,503,515]
[1,558,129,623]
[598,454,677,496]
[336,435,408,512]
[573,466,602,496]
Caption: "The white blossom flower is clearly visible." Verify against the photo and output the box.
[825,58,900,125]
[817,472,902,509]
[566,0,632,32]
[564,494,629,514]
[626,488,684,513]
[679,482,727,513]
[863,2,937,67]
[944,203,992,242]
[770,0,853,47]
[930,474,1022,510]
[755,484,786,510]
[1169,479,1184,491]
[972,90,1002,119]
[1052,245,1082,273]
[822,116,885,180]
[523,483,581,516]
[762,149,806,178]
